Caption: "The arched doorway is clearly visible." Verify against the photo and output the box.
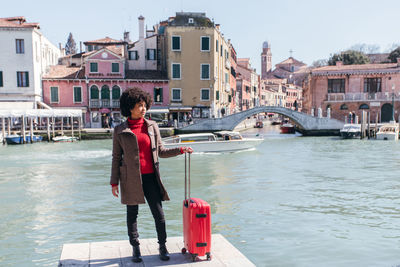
[381,103,393,122]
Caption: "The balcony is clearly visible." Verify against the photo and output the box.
[326,92,400,102]
[90,99,120,108]
[225,59,231,70]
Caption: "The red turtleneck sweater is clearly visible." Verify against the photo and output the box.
[127,117,154,174]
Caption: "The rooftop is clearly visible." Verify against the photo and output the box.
[0,16,40,29]
[312,62,400,76]
[84,37,125,45]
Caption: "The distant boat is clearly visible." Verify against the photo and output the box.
[376,123,399,140]
[340,124,361,139]
[162,131,263,153]
[52,136,78,142]
[254,120,264,128]
[5,134,43,145]
[280,123,295,134]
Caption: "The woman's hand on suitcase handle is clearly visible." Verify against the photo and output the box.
[182,146,193,153]
[112,185,119,198]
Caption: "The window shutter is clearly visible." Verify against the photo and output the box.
[25,72,29,87]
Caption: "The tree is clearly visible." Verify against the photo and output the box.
[65,32,77,55]
[328,50,370,65]
[349,43,380,54]
[311,59,328,68]
[388,46,400,63]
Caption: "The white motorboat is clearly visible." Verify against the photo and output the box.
[52,135,78,142]
[376,123,399,140]
[162,131,263,153]
[340,124,361,139]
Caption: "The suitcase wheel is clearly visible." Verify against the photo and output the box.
[191,254,198,262]
[206,252,212,261]
[181,247,187,254]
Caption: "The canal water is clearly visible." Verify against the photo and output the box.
[1,124,400,267]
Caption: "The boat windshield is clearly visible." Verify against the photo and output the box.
[181,135,216,142]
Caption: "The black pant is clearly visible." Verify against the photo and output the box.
[127,173,166,247]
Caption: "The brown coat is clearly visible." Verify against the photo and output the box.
[110,119,181,205]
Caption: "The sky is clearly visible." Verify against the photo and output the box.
[2,0,400,72]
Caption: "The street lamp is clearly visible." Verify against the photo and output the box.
[392,84,395,122]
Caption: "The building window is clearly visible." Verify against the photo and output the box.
[364,78,381,93]
[87,45,94,52]
[16,39,24,54]
[216,40,219,52]
[90,62,98,73]
[90,85,99,99]
[359,103,369,109]
[111,63,119,73]
[101,85,110,99]
[147,49,156,60]
[201,64,210,80]
[50,87,59,103]
[73,86,82,103]
[17,72,29,87]
[327,79,345,93]
[340,104,348,110]
[0,71,3,87]
[128,51,138,60]
[172,36,181,51]
[112,85,120,99]
[201,88,210,101]
[201,36,210,51]
[154,87,163,103]
[172,63,181,79]
[216,91,220,100]
[171,88,181,101]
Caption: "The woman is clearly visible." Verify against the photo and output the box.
[110,87,192,263]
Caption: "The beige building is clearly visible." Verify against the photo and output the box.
[163,12,232,120]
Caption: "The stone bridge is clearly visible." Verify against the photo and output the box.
[177,106,344,136]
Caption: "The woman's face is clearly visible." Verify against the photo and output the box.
[130,101,147,119]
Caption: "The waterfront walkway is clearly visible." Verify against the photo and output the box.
[59,234,255,266]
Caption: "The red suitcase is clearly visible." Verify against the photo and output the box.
[181,153,212,262]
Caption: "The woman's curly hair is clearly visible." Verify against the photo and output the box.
[120,87,153,117]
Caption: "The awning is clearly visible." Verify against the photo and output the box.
[147,109,169,113]
[99,108,111,114]
[0,109,82,118]
[169,107,192,111]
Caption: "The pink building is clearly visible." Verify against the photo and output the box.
[229,45,238,113]
[307,60,400,122]
[43,47,169,128]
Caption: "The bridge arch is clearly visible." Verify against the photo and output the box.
[178,106,344,135]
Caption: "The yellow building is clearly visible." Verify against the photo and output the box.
[164,12,232,121]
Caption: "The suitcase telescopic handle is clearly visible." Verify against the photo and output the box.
[184,152,191,201]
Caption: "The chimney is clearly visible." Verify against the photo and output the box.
[215,24,220,31]
[80,41,82,53]
[138,15,145,39]
[397,57,400,67]
[335,61,343,67]
[124,31,130,43]
[59,43,61,50]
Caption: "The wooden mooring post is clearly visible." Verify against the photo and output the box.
[47,117,51,142]
[367,112,371,139]
[61,117,64,136]
[29,118,34,144]
[70,116,74,141]
[21,115,26,144]
[52,117,55,138]
[2,117,5,145]
[360,111,365,139]
[78,116,82,140]
[7,117,11,136]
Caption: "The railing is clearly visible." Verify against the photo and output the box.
[326,92,400,102]
[89,99,120,108]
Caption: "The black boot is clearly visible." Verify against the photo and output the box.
[132,245,142,263]
[159,244,170,261]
